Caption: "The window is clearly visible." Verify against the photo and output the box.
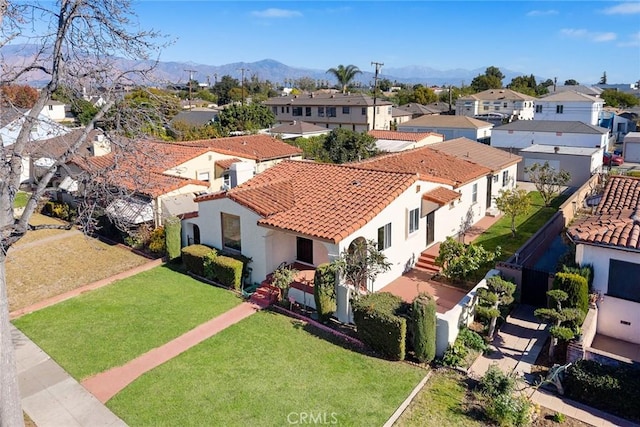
[305,107,311,117]
[327,107,337,117]
[472,183,478,204]
[494,106,500,111]
[342,106,350,114]
[502,170,509,187]
[222,172,230,189]
[48,105,53,110]
[503,102,508,108]
[493,174,499,183]
[608,259,640,303]
[361,107,366,115]
[197,171,210,182]
[221,213,241,251]
[387,107,392,114]
[556,105,564,114]
[286,106,290,113]
[272,107,278,115]
[296,237,313,264]
[483,106,489,111]
[318,107,325,117]
[408,208,420,234]
[281,107,285,113]
[377,223,391,250]
[192,224,200,245]
[292,107,302,116]
[535,105,542,113]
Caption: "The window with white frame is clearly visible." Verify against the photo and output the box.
[361,107,366,115]
[408,208,419,234]
[222,172,230,189]
[221,213,241,251]
[342,106,350,114]
[472,183,478,204]
[502,170,509,187]
[377,223,391,250]
[197,171,210,182]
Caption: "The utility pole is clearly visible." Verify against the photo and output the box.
[448,84,453,114]
[184,69,197,109]
[371,61,383,130]
[238,67,249,105]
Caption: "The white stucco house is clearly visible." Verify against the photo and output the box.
[264,121,331,140]
[456,88,536,122]
[41,100,68,122]
[534,91,605,126]
[491,120,610,150]
[368,130,444,152]
[622,132,640,163]
[518,145,603,188]
[567,175,640,345]
[398,115,493,144]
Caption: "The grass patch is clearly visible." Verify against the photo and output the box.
[13,191,29,208]
[107,311,425,426]
[396,369,483,426]
[474,191,568,261]
[13,266,242,380]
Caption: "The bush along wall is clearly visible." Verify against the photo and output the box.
[182,245,216,277]
[314,263,337,323]
[352,292,408,361]
[412,293,437,363]
[204,253,244,291]
[553,272,589,317]
[164,216,182,262]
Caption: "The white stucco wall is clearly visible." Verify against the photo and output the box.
[490,164,518,206]
[491,130,607,149]
[534,100,603,125]
[397,124,491,142]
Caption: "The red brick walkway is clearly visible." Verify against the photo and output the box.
[82,301,264,403]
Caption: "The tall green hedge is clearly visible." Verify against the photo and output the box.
[553,272,589,315]
[182,245,215,277]
[565,360,640,422]
[352,292,407,361]
[313,263,337,323]
[203,254,244,290]
[164,216,182,262]
[412,293,437,363]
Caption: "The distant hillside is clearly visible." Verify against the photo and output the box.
[2,43,544,87]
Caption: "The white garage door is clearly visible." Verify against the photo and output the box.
[523,158,560,181]
[625,142,640,163]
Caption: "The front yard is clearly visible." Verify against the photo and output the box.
[13,266,242,379]
[107,311,426,426]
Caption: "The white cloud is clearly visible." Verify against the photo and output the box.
[617,31,640,47]
[560,28,617,42]
[251,8,302,19]
[526,10,559,17]
[602,2,640,15]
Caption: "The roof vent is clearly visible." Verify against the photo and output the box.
[554,146,560,153]
[351,180,361,186]
[242,141,247,145]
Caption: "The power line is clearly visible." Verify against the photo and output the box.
[371,61,383,130]
[184,69,197,109]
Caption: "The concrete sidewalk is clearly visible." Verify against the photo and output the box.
[13,325,126,427]
[468,304,640,427]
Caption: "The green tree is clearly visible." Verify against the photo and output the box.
[212,75,240,105]
[331,238,391,292]
[471,66,504,92]
[435,237,501,283]
[507,74,538,96]
[295,76,316,92]
[411,86,437,104]
[313,263,337,323]
[326,64,362,93]
[117,88,181,139]
[169,121,221,141]
[289,135,328,161]
[322,128,378,163]
[564,79,579,86]
[601,89,639,108]
[216,102,275,134]
[493,188,531,237]
[476,276,516,340]
[525,162,571,207]
[599,71,607,85]
[378,78,393,92]
[534,290,582,360]
[412,293,437,363]
[71,98,99,125]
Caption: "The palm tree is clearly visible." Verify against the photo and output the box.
[326,64,362,93]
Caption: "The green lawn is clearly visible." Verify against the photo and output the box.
[13,266,241,380]
[396,369,484,427]
[474,191,568,261]
[107,311,426,426]
[13,191,29,208]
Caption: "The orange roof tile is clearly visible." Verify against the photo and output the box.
[354,146,491,188]
[368,130,442,142]
[215,158,242,169]
[423,187,461,205]
[181,134,303,161]
[203,161,418,243]
[567,176,640,251]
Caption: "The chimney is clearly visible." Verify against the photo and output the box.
[92,133,111,157]
[554,146,560,153]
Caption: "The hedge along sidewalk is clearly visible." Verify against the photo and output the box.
[10,258,164,320]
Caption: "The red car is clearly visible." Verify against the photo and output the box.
[603,152,624,166]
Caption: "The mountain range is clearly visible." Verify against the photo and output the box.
[2,44,542,87]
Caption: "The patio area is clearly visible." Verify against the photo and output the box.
[590,334,640,363]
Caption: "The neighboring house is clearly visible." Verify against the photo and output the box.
[397,103,451,119]
[263,92,394,131]
[547,85,603,97]
[518,145,603,188]
[0,108,72,183]
[186,147,492,297]
[398,115,493,144]
[608,109,638,143]
[41,100,68,122]
[594,83,639,95]
[623,132,640,163]
[491,120,609,150]
[567,175,640,345]
[368,130,444,153]
[456,89,536,122]
[391,107,413,126]
[170,108,219,128]
[534,91,605,126]
[265,121,331,140]
[428,137,521,209]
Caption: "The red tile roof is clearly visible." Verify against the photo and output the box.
[368,130,443,142]
[215,158,242,169]
[423,187,461,205]
[181,134,303,161]
[568,176,640,251]
[354,146,491,188]
[200,160,418,243]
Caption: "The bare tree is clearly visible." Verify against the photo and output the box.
[0,2,164,424]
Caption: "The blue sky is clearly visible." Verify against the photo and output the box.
[134,1,640,84]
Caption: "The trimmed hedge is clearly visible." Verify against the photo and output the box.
[182,245,215,277]
[204,254,244,291]
[164,217,182,262]
[352,292,407,361]
[412,293,436,363]
[561,264,593,289]
[553,272,589,315]
[565,360,640,422]
[313,263,337,323]
[217,249,252,284]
